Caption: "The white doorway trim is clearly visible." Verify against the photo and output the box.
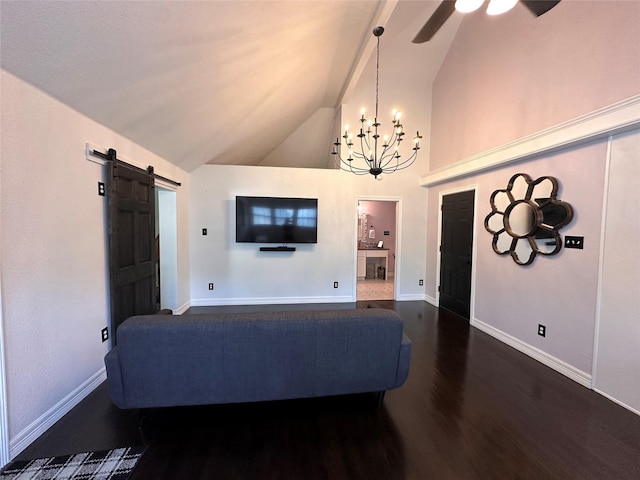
[435,185,479,320]
[0,203,8,465]
[0,287,9,467]
[156,186,179,313]
[354,196,402,302]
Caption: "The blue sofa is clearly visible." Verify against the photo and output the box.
[104,308,411,409]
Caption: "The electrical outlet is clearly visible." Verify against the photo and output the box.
[208,283,214,290]
[334,281,339,288]
[202,228,208,236]
[98,182,105,196]
[101,327,109,342]
[538,324,546,337]
[419,279,424,286]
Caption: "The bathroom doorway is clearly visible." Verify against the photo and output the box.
[356,199,398,301]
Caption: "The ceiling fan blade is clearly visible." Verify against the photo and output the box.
[412,0,457,44]
[521,0,561,17]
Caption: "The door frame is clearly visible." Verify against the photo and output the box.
[353,195,402,302]
[86,146,180,316]
[436,185,479,321]
[156,185,179,311]
[0,290,8,466]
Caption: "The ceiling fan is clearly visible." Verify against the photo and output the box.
[412,0,561,43]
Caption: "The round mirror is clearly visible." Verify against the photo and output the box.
[534,236,560,254]
[493,190,510,212]
[532,177,555,200]
[494,232,513,254]
[486,212,504,233]
[512,238,535,265]
[484,174,573,266]
[504,201,538,238]
[539,202,572,229]
[510,174,530,201]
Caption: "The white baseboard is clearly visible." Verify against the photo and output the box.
[9,368,106,460]
[171,300,191,315]
[193,294,433,305]
[396,294,427,301]
[471,318,592,388]
[425,295,437,306]
[191,295,354,307]
[593,388,640,416]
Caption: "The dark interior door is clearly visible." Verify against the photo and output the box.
[108,155,158,344]
[439,190,474,320]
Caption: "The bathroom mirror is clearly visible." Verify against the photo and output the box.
[484,173,573,265]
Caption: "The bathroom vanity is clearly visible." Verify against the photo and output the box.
[357,248,388,280]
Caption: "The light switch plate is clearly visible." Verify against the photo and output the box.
[565,236,584,249]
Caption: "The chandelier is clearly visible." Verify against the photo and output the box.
[331,26,422,179]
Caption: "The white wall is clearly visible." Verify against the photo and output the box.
[158,189,179,311]
[426,140,608,378]
[424,0,640,413]
[594,129,640,413]
[189,164,427,305]
[187,3,435,304]
[0,70,191,458]
[425,126,640,414]
[430,1,640,169]
[261,107,336,169]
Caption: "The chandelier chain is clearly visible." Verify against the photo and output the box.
[375,34,380,121]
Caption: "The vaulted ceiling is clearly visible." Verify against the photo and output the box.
[1,1,458,172]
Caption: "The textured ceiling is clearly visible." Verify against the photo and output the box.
[1,1,453,172]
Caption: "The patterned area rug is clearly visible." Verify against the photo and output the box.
[0,446,145,480]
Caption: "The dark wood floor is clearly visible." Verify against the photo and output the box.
[15,301,640,479]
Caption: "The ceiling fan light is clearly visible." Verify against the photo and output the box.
[455,0,484,13]
[486,0,518,15]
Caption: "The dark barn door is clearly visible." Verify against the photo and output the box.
[108,152,158,344]
[439,190,474,320]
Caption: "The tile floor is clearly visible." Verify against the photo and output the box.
[356,277,394,301]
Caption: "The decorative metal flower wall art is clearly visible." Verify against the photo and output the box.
[484,173,573,265]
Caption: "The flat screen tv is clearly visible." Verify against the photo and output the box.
[236,196,318,244]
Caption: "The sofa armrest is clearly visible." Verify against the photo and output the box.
[395,334,412,387]
[104,348,126,408]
